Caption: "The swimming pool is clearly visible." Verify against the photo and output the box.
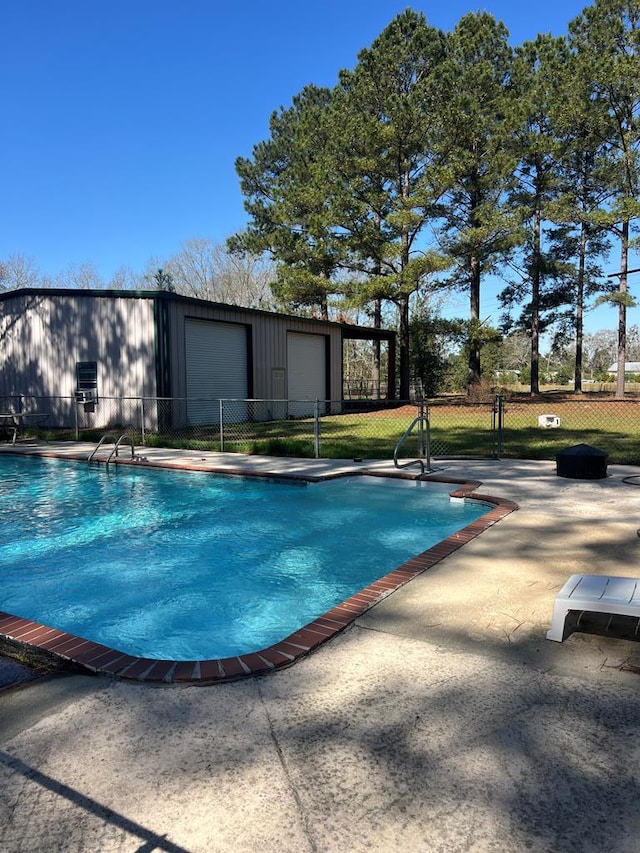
[0,453,516,682]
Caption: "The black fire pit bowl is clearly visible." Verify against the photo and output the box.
[556,443,609,480]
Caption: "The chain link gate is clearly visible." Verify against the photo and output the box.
[425,398,501,460]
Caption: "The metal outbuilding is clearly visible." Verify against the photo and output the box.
[0,288,395,428]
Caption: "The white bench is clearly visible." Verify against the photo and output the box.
[547,574,640,642]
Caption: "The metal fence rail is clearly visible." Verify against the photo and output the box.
[3,393,640,465]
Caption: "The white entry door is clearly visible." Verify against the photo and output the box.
[287,332,326,417]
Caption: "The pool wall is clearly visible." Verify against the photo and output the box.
[0,451,517,684]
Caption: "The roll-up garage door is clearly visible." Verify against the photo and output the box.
[287,332,326,417]
[185,319,248,424]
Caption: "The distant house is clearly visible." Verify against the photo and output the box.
[607,362,640,375]
[0,288,395,429]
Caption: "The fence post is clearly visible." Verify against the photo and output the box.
[314,400,321,459]
[74,397,79,440]
[219,399,224,452]
[140,398,146,446]
[493,394,504,458]
[418,399,425,456]
[417,400,432,470]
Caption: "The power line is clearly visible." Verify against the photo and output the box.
[607,267,640,278]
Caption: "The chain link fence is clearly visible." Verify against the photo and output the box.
[2,393,640,465]
[495,395,640,464]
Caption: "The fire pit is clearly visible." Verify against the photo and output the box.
[556,443,608,480]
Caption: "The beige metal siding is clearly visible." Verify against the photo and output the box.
[0,292,157,423]
[167,300,342,403]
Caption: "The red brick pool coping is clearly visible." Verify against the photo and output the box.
[0,453,517,685]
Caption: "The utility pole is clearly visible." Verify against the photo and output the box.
[607,267,640,398]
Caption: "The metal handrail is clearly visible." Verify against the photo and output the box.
[106,434,135,464]
[88,433,135,464]
[87,434,114,462]
[393,405,432,475]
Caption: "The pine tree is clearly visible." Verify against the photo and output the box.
[435,12,521,395]
[229,85,342,320]
[569,0,640,397]
[505,35,569,394]
[546,43,615,392]
[330,9,450,398]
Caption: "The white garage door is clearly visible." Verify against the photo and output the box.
[185,319,248,424]
[287,333,326,416]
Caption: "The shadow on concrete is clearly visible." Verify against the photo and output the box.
[0,750,189,852]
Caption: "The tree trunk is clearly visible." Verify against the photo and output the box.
[467,254,481,394]
[615,220,629,399]
[574,223,587,393]
[530,202,541,395]
[320,292,329,322]
[372,298,381,399]
[398,190,412,400]
[398,296,411,400]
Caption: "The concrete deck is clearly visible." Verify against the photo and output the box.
[2,444,640,851]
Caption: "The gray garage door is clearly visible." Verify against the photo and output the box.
[185,319,248,424]
[287,332,326,417]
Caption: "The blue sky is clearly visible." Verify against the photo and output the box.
[2,0,633,337]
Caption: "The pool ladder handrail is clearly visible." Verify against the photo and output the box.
[88,433,136,464]
[393,408,432,476]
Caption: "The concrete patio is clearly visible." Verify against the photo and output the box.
[1,446,640,851]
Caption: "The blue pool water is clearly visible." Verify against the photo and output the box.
[0,456,490,659]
